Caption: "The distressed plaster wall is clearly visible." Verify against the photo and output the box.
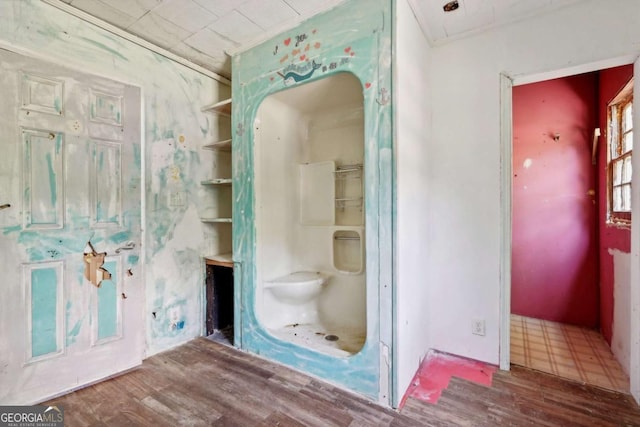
[610,248,631,374]
[429,0,640,365]
[512,74,599,328]
[597,64,633,348]
[0,0,229,358]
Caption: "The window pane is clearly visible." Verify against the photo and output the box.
[623,184,632,211]
[614,186,622,211]
[610,105,619,159]
[623,156,633,183]
[614,159,623,185]
[623,131,633,153]
[623,103,633,132]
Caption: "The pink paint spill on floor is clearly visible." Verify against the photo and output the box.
[400,351,497,408]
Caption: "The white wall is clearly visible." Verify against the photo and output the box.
[304,101,366,332]
[254,98,303,277]
[255,82,367,333]
[428,0,640,365]
[393,0,432,406]
[255,97,304,327]
[610,249,631,375]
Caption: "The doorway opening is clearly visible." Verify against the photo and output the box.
[206,264,234,346]
[509,65,633,393]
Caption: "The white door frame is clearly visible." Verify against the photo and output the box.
[499,56,640,404]
[629,56,640,403]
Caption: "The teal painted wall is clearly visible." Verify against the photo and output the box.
[232,0,393,402]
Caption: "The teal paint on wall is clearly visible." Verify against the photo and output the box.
[161,298,188,337]
[149,278,166,340]
[0,0,218,364]
[31,267,58,357]
[78,37,128,62]
[148,144,201,256]
[97,260,118,340]
[232,0,393,402]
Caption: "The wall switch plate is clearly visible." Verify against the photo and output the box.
[169,191,185,207]
[472,319,486,336]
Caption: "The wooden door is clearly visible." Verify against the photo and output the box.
[0,49,143,404]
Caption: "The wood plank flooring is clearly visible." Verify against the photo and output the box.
[45,338,640,426]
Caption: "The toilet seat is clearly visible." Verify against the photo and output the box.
[267,271,327,286]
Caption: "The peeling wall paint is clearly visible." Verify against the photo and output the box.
[512,74,599,328]
[0,0,228,403]
[233,0,393,403]
[597,65,633,347]
[609,248,631,375]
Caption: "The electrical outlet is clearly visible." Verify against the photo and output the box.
[472,319,486,336]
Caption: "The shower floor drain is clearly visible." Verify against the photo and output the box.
[324,334,339,341]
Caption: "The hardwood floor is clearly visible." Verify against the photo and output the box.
[45,338,640,426]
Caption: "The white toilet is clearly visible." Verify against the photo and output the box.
[265,271,330,304]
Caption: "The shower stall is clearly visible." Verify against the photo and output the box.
[254,73,366,357]
[232,0,394,404]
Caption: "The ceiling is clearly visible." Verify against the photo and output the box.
[50,0,583,79]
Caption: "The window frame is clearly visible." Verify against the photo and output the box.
[607,79,633,226]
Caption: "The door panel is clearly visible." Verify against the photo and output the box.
[0,49,142,404]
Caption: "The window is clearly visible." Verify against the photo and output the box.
[608,78,633,224]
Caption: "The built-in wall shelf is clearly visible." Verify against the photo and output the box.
[336,197,363,209]
[201,178,232,185]
[203,139,232,151]
[335,164,364,224]
[205,253,233,268]
[334,165,363,175]
[201,97,232,117]
[201,217,232,223]
[201,95,233,262]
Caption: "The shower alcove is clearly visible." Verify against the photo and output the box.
[254,72,366,357]
[232,0,394,405]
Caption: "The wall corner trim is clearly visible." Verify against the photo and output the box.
[499,73,513,371]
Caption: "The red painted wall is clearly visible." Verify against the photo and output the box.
[598,65,633,345]
[512,74,599,327]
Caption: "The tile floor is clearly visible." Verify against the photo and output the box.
[511,314,629,392]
